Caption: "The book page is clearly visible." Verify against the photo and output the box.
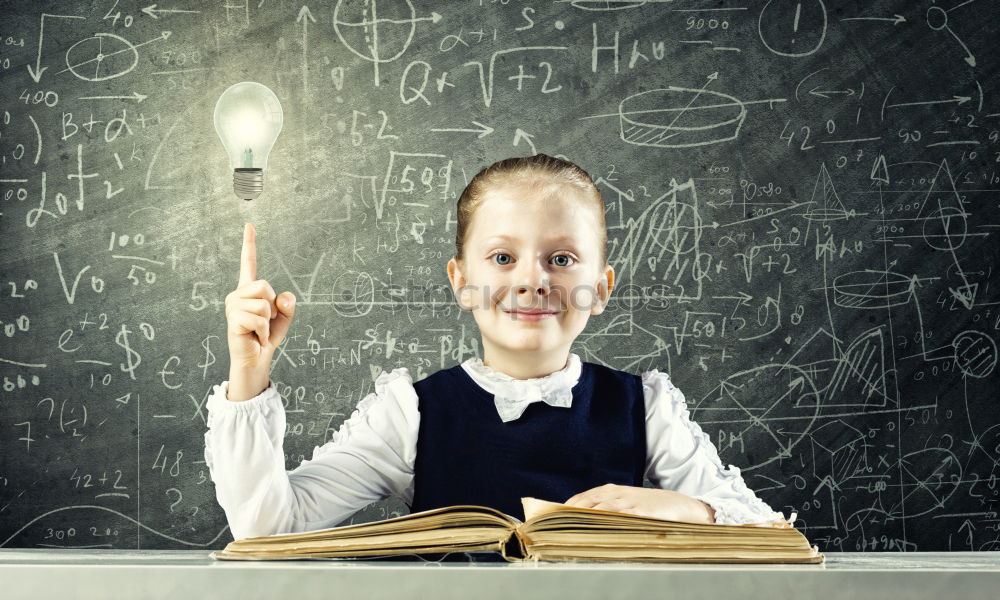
[520,497,794,528]
[521,497,573,521]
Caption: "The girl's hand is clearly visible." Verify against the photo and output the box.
[563,483,716,524]
[224,223,296,398]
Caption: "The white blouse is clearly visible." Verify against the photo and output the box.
[203,353,787,540]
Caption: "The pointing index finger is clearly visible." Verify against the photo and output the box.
[239,222,256,286]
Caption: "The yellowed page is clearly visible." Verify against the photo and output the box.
[520,496,793,528]
[229,505,514,547]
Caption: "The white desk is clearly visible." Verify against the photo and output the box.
[1,549,998,599]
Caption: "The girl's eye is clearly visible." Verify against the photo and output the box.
[489,253,575,267]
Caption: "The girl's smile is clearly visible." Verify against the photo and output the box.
[504,308,559,322]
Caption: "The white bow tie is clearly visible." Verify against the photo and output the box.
[491,379,575,423]
[462,354,582,423]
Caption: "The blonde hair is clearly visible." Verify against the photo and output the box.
[454,154,607,267]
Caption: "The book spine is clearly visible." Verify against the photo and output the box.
[500,527,529,562]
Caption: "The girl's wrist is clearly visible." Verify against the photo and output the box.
[697,499,717,524]
[226,373,270,402]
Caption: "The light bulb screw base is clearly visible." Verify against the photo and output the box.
[233,168,263,201]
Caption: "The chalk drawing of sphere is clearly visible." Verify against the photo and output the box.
[618,87,746,148]
[65,32,138,81]
[952,331,997,378]
[334,0,417,64]
[922,206,967,251]
[330,270,376,317]
[758,0,827,58]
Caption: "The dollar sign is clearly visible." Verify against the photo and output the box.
[199,335,217,377]
[116,323,141,380]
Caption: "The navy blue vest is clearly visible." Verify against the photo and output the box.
[408,360,647,523]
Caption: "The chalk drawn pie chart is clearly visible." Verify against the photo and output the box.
[65,33,139,81]
[618,87,746,149]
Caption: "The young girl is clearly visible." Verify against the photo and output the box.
[204,154,787,554]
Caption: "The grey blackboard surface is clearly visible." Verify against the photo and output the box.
[1,0,998,553]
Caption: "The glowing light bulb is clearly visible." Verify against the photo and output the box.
[213,82,284,201]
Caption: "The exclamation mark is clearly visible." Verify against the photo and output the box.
[792,2,801,45]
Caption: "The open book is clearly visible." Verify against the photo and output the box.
[210,497,825,563]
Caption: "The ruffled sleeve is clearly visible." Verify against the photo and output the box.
[203,368,420,540]
[641,369,787,526]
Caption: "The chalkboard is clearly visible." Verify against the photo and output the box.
[1,0,998,554]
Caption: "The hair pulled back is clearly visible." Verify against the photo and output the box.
[454,154,607,267]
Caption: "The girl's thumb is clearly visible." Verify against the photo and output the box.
[278,292,296,315]
[269,292,296,347]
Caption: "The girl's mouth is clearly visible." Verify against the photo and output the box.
[504,309,558,321]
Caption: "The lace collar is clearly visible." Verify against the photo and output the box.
[461,353,583,422]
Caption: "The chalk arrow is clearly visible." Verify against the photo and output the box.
[887,95,971,109]
[513,129,536,154]
[27,13,86,82]
[808,86,856,99]
[78,92,148,102]
[141,4,201,19]
[841,15,906,25]
[430,121,494,138]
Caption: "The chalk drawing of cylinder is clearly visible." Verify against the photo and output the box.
[618,87,747,148]
[832,270,914,310]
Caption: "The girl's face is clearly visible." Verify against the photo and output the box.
[447,178,615,366]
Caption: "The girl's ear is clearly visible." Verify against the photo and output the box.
[591,264,615,316]
[447,257,473,311]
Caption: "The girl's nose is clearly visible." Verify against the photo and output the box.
[516,283,548,296]
[515,260,550,296]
